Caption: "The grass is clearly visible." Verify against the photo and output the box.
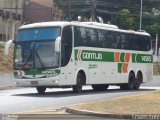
[71,90,160,114]
[0,43,13,72]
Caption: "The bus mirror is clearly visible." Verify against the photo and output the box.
[55,36,61,52]
[4,39,13,55]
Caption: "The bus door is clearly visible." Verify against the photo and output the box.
[60,26,75,85]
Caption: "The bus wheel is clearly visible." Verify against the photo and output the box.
[36,87,46,95]
[127,73,135,90]
[92,84,109,91]
[72,73,84,93]
[134,74,142,90]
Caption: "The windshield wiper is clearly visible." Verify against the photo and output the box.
[35,50,47,69]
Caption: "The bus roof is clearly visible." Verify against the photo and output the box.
[19,21,70,29]
[19,21,150,36]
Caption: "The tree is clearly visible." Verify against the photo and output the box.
[54,0,160,37]
[111,9,134,30]
[54,0,92,21]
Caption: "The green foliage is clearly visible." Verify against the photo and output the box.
[111,9,134,30]
[0,43,4,48]
[54,0,160,37]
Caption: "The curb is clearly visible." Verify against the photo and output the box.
[0,85,16,90]
[66,108,133,119]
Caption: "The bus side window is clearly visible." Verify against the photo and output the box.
[85,29,92,46]
[144,36,151,51]
[61,26,73,67]
[128,34,135,50]
[98,30,105,48]
[74,27,80,47]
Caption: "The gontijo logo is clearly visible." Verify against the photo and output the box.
[83,52,102,60]
[76,49,103,61]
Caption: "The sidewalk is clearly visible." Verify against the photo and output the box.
[0,73,15,89]
[142,75,160,86]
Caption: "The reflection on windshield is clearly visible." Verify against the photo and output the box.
[14,41,59,69]
[14,27,61,70]
[34,42,59,69]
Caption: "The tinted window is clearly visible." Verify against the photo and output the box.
[127,34,151,51]
[61,26,73,67]
[74,26,99,47]
[74,26,151,51]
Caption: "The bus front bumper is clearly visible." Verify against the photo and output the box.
[15,76,61,87]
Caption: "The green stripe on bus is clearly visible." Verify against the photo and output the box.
[120,53,125,62]
[118,63,122,73]
[74,49,153,63]
[75,49,114,62]
[132,54,136,63]
[132,54,153,63]
[14,69,60,76]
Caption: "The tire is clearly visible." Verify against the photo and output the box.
[92,84,109,91]
[134,74,141,90]
[134,79,140,90]
[72,73,84,93]
[127,73,135,90]
[120,73,135,90]
[36,87,46,95]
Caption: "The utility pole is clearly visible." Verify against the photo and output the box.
[155,34,159,56]
[139,0,143,30]
[69,0,71,21]
[15,0,18,20]
[91,0,96,22]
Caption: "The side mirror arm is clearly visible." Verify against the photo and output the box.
[55,37,61,52]
[4,40,14,55]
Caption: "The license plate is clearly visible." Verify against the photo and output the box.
[31,81,38,85]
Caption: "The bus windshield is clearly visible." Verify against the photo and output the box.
[14,27,61,69]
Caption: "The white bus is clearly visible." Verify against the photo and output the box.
[5,21,153,94]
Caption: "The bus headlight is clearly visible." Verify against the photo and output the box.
[52,79,59,83]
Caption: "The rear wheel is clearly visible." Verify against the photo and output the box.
[36,87,46,95]
[120,73,135,90]
[134,73,142,90]
[92,84,109,91]
[127,73,135,90]
[72,73,84,93]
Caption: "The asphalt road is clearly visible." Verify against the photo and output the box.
[0,86,158,114]
[0,74,160,119]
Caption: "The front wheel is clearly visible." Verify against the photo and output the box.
[36,87,46,95]
[72,73,84,93]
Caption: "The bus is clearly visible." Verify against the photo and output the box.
[5,21,153,94]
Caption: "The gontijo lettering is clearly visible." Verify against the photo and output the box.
[82,52,103,60]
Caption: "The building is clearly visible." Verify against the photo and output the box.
[0,0,63,41]
[0,0,24,41]
[24,0,63,23]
